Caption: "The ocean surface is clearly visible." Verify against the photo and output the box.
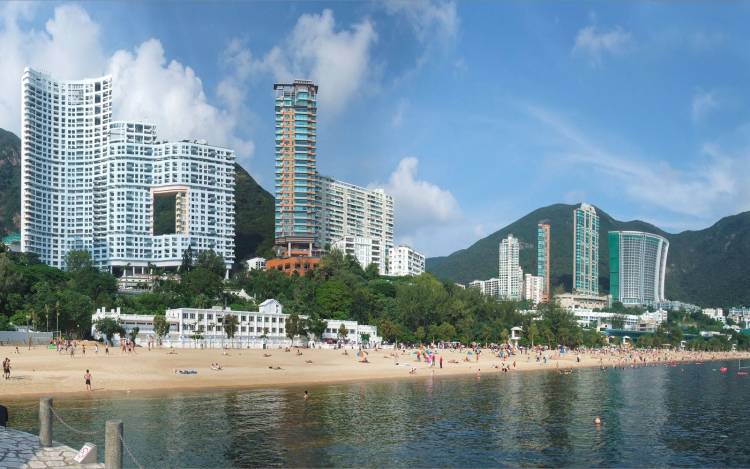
[6,361,750,467]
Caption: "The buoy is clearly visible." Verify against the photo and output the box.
[593,416,602,425]
[720,367,728,373]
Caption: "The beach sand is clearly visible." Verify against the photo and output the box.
[0,344,747,399]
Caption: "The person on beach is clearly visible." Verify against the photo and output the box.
[105,345,109,356]
[3,358,10,379]
[84,369,92,391]
[439,355,443,369]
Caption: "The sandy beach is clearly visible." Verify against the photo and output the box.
[1,344,747,399]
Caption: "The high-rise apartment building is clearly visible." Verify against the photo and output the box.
[573,203,599,295]
[498,234,522,300]
[318,176,394,256]
[469,278,501,298]
[21,68,235,272]
[523,273,544,305]
[537,223,551,302]
[273,80,318,257]
[331,236,386,274]
[608,231,669,306]
[388,245,425,276]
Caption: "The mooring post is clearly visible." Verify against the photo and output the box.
[39,397,52,447]
[105,419,123,469]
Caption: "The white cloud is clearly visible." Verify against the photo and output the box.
[527,105,750,218]
[0,4,253,158]
[572,25,632,65]
[691,89,720,122]
[391,98,409,127]
[372,157,461,244]
[384,0,458,43]
[218,10,377,120]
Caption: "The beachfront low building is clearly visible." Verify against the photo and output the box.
[91,299,381,348]
[321,320,379,344]
[572,309,667,332]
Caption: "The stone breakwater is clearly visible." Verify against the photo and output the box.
[0,428,102,469]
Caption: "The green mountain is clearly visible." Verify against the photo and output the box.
[427,203,750,308]
[0,129,21,236]
[0,128,275,263]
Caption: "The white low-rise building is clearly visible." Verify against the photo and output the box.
[91,299,381,348]
[321,320,379,344]
[331,236,386,274]
[703,308,726,324]
[387,245,425,276]
[555,292,611,311]
[246,257,266,271]
[523,274,544,305]
[573,309,667,332]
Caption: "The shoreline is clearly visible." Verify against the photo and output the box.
[2,346,747,402]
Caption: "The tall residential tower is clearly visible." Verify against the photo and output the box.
[273,80,319,257]
[609,231,669,307]
[573,203,599,295]
[537,223,551,302]
[498,234,522,300]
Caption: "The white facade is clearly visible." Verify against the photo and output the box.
[21,68,234,272]
[387,245,426,276]
[469,278,501,298]
[246,257,267,271]
[321,320,380,344]
[331,236,386,274]
[91,299,381,347]
[318,176,394,257]
[555,292,611,311]
[703,308,726,324]
[523,274,544,305]
[573,308,667,332]
[498,234,522,300]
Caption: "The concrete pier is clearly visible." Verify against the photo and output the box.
[0,428,103,469]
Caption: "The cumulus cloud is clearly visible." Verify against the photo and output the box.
[216,10,377,119]
[527,105,750,218]
[372,158,461,244]
[572,25,632,65]
[384,0,458,43]
[691,89,720,122]
[0,4,253,158]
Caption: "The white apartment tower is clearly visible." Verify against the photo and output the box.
[388,245,425,276]
[498,234,522,300]
[523,273,544,305]
[318,176,394,256]
[21,68,235,272]
[331,236,386,274]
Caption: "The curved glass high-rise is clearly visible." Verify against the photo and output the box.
[608,231,669,306]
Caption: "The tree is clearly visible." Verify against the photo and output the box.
[153,315,170,345]
[360,332,371,345]
[128,326,140,344]
[95,318,124,345]
[285,313,301,345]
[337,323,349,342]
[224,314,239,346]
[527,322,539,347]
[65,250,92,272]
[500,328,510,345]
[306,316,327,342]
[196,250,226,277]
[181,246,194,272]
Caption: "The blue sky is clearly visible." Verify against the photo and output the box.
[2,1,749,257]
